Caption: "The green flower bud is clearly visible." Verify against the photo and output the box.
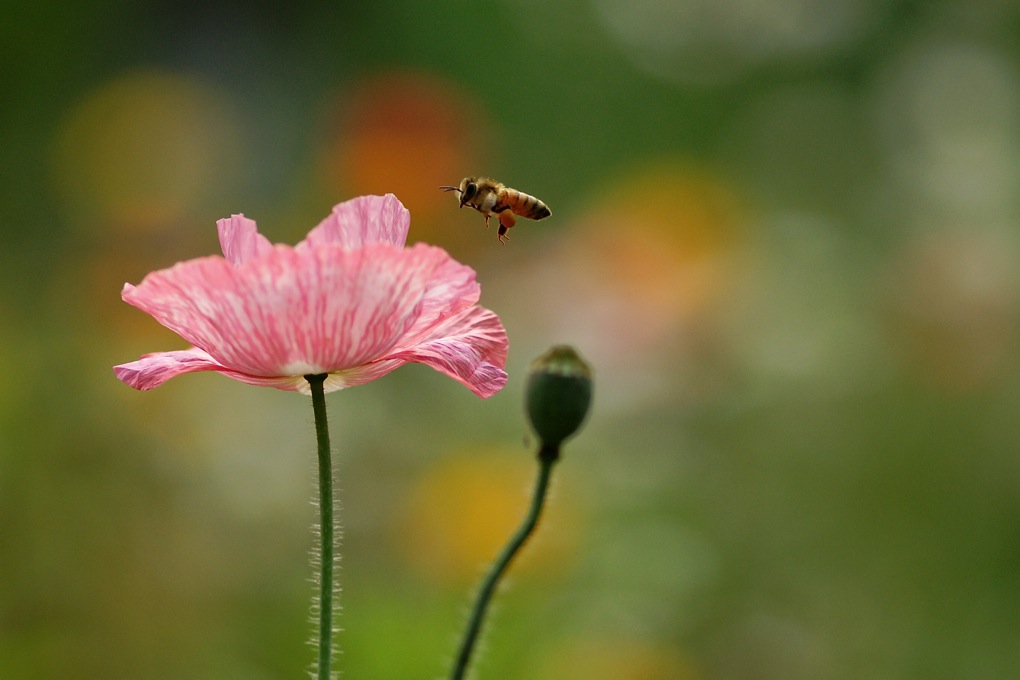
[525,345,593,451]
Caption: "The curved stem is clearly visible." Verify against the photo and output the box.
[451,445,560,680]
[307,374,334,680]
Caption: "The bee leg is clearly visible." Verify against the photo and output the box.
[483,214,491,230]
[496,210,516,243]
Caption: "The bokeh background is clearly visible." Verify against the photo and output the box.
[3,1,1020,678]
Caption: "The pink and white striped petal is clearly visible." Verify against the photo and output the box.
[115,194,509,398]
[114,348,224,390]
[387,306,509,398]
[304,306,509,398]
[217,214,274,266]
[114,347,309,391]
[120,242,481,379]
[299,194,410,251]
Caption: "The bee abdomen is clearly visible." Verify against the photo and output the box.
[503,188,551,220]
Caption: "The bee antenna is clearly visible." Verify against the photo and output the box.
[439,185,460,193]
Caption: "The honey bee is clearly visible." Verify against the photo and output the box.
[440,177,551,243]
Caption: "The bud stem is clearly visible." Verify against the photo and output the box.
[450,445,560,680]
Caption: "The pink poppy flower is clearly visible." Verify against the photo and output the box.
[114,194,508,398]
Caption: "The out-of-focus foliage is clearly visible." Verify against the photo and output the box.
[2,1,1019,678]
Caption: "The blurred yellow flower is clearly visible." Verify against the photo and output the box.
[396,450,581,585]
[52,70,242,235]
[533,637,698,680]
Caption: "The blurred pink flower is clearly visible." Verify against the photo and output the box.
[114,194,508,398]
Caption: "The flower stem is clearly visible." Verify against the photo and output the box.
[451,444,560,680]
[307,374,334,680]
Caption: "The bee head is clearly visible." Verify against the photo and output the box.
[460,178,478,206]
[440,177,477,209]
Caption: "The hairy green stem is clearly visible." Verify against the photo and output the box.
[307,374,334,680]
[451,445,560,680]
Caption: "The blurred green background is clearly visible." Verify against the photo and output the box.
[3,1,1020,678]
